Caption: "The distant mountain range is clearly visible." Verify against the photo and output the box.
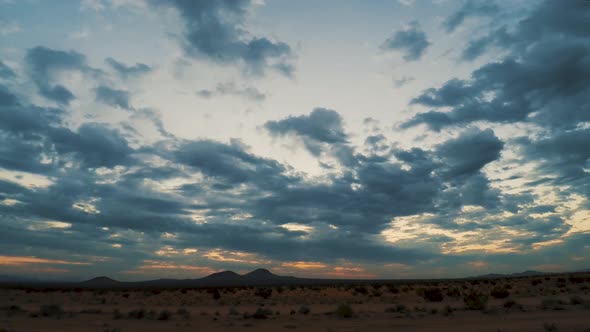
[1,268,587,289]
[472,270,547,279]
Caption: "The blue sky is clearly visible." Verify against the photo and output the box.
[0,0,589,280]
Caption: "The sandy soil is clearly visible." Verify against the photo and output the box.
[1,273,589,331]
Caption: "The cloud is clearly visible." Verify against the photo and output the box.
[105,57,152,79]
[443,0,499,33]
[264,108,355,166]
[150,0,294,76]
[382,21,430,61]
[435,128,504,179]
[403,2,590,131]
[25,46,97,105]
[197,82,265,102]
[0,61,16,79]
[95,86,131,109]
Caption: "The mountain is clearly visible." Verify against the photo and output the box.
[199,270,243,286]
[474,270,547,279]
[244,268,274,278]
[80,276,121,287]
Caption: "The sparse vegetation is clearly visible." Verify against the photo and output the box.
[541,298,564,311]
[157,310,172,321]
[543,322,558,331]
[39,304,64,318]
[569,295,583,305]
[463,290,488,310]
[422,287,444,302]
[176,307,190,320]
[298,305,310,315]
[254,287,272,299]
[252,308,273,319]
[490,286,510,299]
[334,304,354,318]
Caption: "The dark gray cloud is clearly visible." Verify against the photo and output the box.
[105,57,152,79]
[444,0,500,33]
[401,0,589,235]
[151,0,294,76]
[435,128,504,179]
[25,46,96,105]
[382,21,430,61]
[518,128,590,181]
[171,138,292,189]
[95,86,131,109]
[0,60,16,79]
[403,1,590,131]
[265,108,355,166]
[197,82,265,102]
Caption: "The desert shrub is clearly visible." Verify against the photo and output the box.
[252,308,272,320]
[112,309,122,319]
[430,308,438,315]
[228,307,240,316]
[151,289,161,295]
[289,309,296,315]
[334,304,354,318]
[80,308,102,314]
[422,288,444,302]
[254,287,272,299]
[276,286,284,293]
[463,291,488,310]
[387,285,399,294]
[211,289,221,300]
[543,322,558,331]
[354,286,368,295]
[176,308,190,320]
[103,328,122,332]
[121,293,129,298]
[384,304,408,314]
[569,295,583,305]
[40,304,63,318]
[157,310,172,321]
[531,279,543,286]
[298,306,310,315]
[128,308,146,319]
[490,286,510,299]
[541,298,564,310]
[446,287,461,298]
[442,305,453,316]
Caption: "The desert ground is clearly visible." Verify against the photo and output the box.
[1,273,589,332]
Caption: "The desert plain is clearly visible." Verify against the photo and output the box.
[1,272,589,332]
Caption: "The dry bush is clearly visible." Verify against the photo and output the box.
[39,304,64,318]
[334,304,354,318]
[490,286,510,299]
[422,288,444,302]
[541,298,564,311]
[298,306,310,315]
[463,291,488,310]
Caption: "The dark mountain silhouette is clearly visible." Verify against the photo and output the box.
[1,268,585,289]
[80,276,120,286]
[474,270,547,279]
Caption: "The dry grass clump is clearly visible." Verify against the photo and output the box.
[463,290,488,310]
[334,304,354,318]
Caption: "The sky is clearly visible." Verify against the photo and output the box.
[0,0,589,281]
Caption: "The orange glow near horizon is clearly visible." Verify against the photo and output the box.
[281,261,327,269]
[0,255,91,266]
